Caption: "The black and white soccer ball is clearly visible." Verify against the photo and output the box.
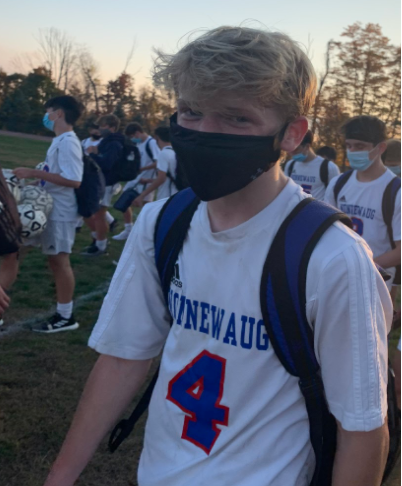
[5,179,21,203]
[17,203,47,239]
[20,185,53,217]
[2,169,21,187]
[35,162,46,171]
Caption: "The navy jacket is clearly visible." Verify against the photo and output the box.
[90,132,125,186]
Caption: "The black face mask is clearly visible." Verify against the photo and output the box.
[170,113,283,201]
[99,128,111,138]
[91,134,101,140]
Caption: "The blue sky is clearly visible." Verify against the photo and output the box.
[0,0,400,87]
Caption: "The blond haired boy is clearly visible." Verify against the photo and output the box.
[44,27,391,486]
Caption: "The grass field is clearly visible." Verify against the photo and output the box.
[0,133,400,485]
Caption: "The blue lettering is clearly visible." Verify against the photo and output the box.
[199,302,210,334]
[177,295,186,325]
[256,319,269,351]
[168,290,173,316]
[223,313,237,346]
[240,316,255,349]
[173,293,179,320]
[211,306,225,340]
[184,299,199,330]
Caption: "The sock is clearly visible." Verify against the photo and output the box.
[106,212,114,224]
[57,301,73,320]
[96,239,107,251]
[124,223,133,232]
[91,231,97,239]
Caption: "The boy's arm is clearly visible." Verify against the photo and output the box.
[133,171,167,206]
[13,168,80,188]
[374,240,401,269]
[44,354,152,486]
[332,422,389,486]
[140,162,157,172]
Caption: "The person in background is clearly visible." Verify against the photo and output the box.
[284,130,340,200]
[77,123,118,234]
[113,123,160,241]
[383,139,401,176]
[325,116,401,293]
[133,126,178,207]
[316,145,337,162]
[13,95,84,333]
[81,114,124,256]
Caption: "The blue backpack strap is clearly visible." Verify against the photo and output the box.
[154,188,200,305]
[382,176,401,285]
[109,188,200,454]
[334,169,353,205]
[260,198,352,486]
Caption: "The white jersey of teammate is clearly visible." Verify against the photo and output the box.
[325,169,401,288]
[81,137,101,155]
[41,131,83,221]
[156,146,178,200]
[284,155,340,200]
[89,180,391,486]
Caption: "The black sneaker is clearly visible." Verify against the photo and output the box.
[32,313,79,333]
[109,219,119,233]
[80,244,108,257]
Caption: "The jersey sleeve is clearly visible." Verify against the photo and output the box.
[323,175,339,208]
[88,200,171,360]
[328,161,340,181]
[58,137,83,182]
[157,151,169,173]
[149,139,160,161]
[307,226,392,432]
[392,187,401,242]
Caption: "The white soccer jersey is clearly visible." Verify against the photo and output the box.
[284,156,340,200]
[156,146,178,200]
[325,169,401,288]
[89,180,391,486]
[41,131,83,221]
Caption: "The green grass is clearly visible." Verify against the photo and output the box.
[0,134,400,485]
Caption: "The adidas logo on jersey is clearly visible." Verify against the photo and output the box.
[171,262,182,288]
[339,196,347,202]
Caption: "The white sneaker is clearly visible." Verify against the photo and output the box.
[112,228,131,241]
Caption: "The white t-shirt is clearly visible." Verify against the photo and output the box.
[325,169,401,288]
[81,137,101,155]
[89,180,391,486]
[156,146,178,200]
[41,131,83,221]
[284,156,340,200]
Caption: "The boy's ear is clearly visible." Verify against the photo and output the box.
[280,117,308,152]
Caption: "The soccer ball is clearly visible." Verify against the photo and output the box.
[17,204,47,239]
[36,162,46,171]
[5,179,21,203]
[2,169,21,187]
[20,185,53,217]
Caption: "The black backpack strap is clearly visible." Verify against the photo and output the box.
[145,138,155,161]
[260,198,352,486]
[382,176,401,286]
[108,188,200,453]
[287,159,297,178]
[319,159,330,188]
[333,169,353,205]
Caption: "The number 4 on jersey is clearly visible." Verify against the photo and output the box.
[166,350,229,455]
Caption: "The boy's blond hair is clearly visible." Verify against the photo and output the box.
[153,26,317,121]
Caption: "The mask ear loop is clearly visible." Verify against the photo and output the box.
[265,123,289,172]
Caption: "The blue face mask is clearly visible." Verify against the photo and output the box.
[347,150,375,171]
[292,152,308,162]
[387,165,401,176]
[43,112,55,132]
[131,137,142,144]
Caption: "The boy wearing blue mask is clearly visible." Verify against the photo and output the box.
[13,96,83,332]
[44,28,391,486]
[284,130,340,200]
[383,139,401,176]
[325,116,401,291]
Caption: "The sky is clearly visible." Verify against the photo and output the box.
[0,0,400,88]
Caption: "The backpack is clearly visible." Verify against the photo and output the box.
[109,139,141,185]
[286,158,330,187]
[109,189,399,484]
[0,168,22,255]
[75,154,106,218]
[334,170,401,285]
[164,146,189,192]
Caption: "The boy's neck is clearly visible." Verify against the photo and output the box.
[207,165,288,233]
[356,158,387,182]
[305,149,316,162]
[54,121,73,137]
